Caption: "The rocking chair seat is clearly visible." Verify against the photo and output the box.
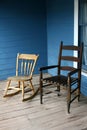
[7,75,32,81]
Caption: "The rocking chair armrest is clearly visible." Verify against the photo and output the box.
[68,68,81,77]
[39,65,59,71]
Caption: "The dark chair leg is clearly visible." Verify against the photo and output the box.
[78,91,80,102]
[67,82,71,113]
[57,84,61,96]
[40,87,43,104]
[67,102,70,113]
[78,82,81,102]
[40,71,43,104]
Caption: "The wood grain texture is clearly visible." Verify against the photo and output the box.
[0,74,87,130]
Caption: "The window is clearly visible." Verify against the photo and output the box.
[74,0,87,73]
[79,0,87,71]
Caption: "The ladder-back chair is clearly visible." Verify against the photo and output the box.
[4,53,39,101]
[39,41,83,113]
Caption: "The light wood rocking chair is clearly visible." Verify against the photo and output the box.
[39,41,83,113]
[4,53,39,101]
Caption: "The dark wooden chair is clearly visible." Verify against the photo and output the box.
[39,41,83,113]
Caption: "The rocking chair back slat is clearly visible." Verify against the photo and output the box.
[16,53,39,77]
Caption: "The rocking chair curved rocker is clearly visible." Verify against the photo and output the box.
[4,53,39,101]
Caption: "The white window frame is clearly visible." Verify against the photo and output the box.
[74,0,79,47]
[74,0,87,76]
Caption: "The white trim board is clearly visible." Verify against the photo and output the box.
[74,0,87,76]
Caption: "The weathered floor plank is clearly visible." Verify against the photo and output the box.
[0,74,87,130]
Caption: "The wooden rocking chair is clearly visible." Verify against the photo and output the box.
[39,41,83,113]
[4,53,39,101]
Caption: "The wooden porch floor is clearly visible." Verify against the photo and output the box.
[0,74,87,130]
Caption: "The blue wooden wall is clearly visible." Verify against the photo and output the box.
[47,0,74,75]
[0,0,87,96]
[0,0,47,79]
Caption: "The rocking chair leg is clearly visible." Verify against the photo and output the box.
[30,80,35,94]
[22,81,24,101]
[3,80,11,97]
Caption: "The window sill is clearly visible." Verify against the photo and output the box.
[82,70,87,76]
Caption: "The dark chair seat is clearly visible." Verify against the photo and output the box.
[43,75,78,86]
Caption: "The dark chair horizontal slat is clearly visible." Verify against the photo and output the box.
[61,56,80,62]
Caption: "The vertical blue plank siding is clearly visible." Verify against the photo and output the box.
[81,75,87,96]
[46,0,74,75]
[0,0,47,80]
[0,0,87,96]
